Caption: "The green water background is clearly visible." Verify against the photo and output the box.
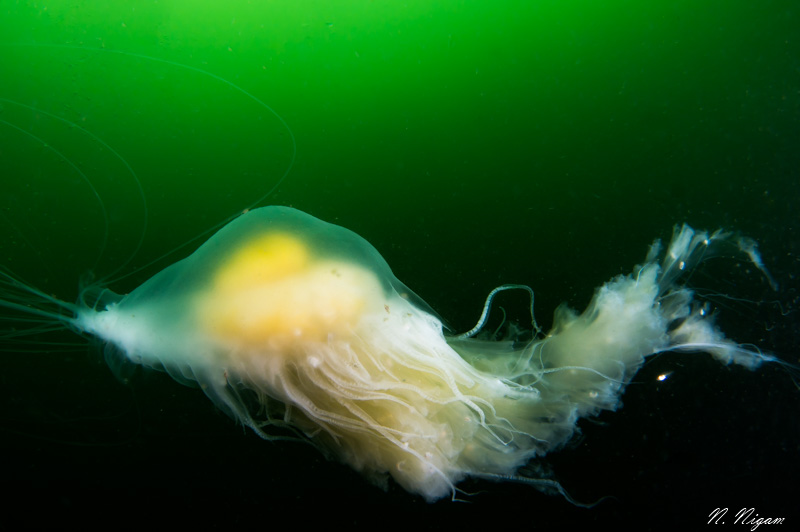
[1,0,797,527]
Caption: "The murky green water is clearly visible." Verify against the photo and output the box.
[1,1,797,527]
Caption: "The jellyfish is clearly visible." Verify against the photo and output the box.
[0,205,783,502]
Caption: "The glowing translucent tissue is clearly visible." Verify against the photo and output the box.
[2,207,780,501]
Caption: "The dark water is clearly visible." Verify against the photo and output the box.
[1,1,798,529]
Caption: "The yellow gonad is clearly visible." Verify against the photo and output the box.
[202,232,380,349]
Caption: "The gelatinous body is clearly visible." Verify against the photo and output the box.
[2,206,777,501]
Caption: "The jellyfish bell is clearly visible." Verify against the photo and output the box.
[75,206,513,498]
[2,204,785,502]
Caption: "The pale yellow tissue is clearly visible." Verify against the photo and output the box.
[199,231,384,350]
